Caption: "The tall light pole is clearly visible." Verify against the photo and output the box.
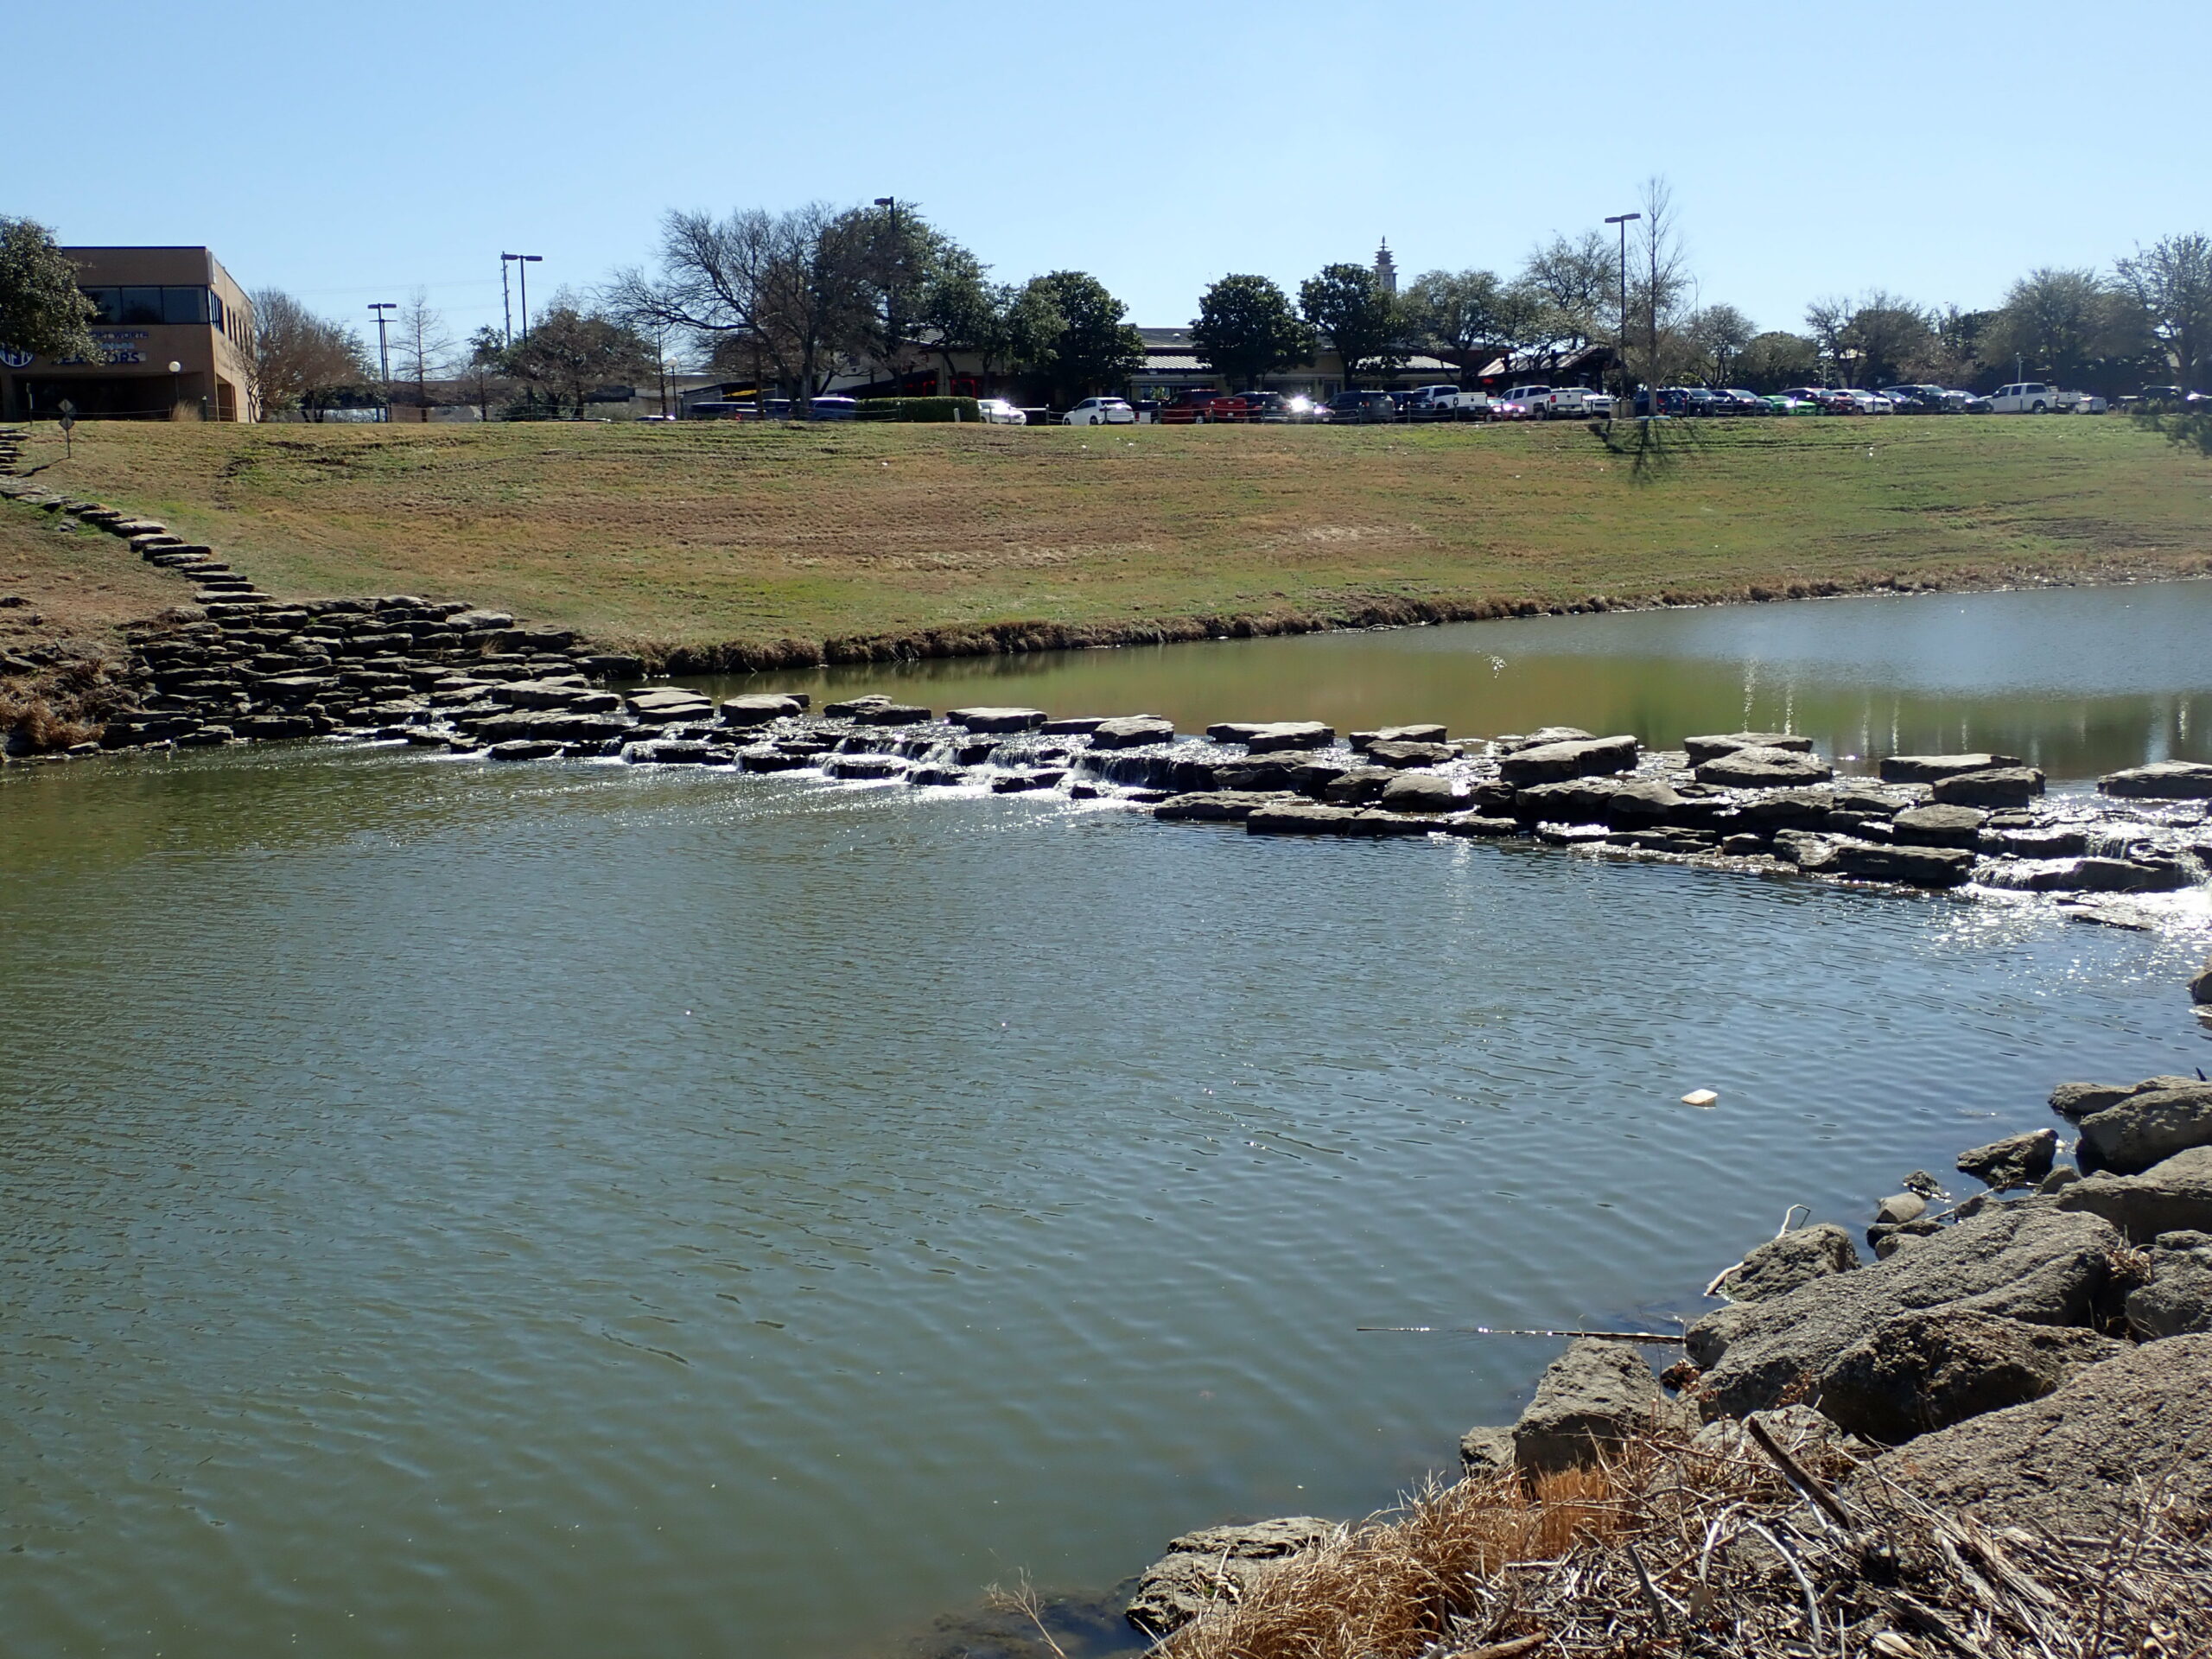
[1605,212,1640,409]
[499,254,516,346]
[510,253,543,340]
[369,302,397,423]
[873,196,899,394]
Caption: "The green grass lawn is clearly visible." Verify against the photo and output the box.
[11,415,2210,661]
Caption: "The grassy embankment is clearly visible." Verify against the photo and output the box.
[9,415,2211,668]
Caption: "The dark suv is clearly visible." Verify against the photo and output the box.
[1325,390,1399,423]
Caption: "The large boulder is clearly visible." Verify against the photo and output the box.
[1694,746,1834,788]
[1816,1307,2122,1442]
[1681,732,1813,765]
[1956,1128,2060,1191]
[2050,1079,2135,1121]
[1846,1336,2212,1538]
[1154,791,1294,823]
[1714,1224,1861,1302]
[2099,760,2212,799]
[1497,734,1638,786]
[1125,1517,1334,1637]
[1829,842,1974,887]
[2127,1231,2212,1338]
[1929,766,2045,808]
[1245,802,1357,836]
[1350,723,1447,751]
[1458,1425,1515,1477]
[721,693,805,725]
[2057,1145,2212,1240]
[2194,953,2212,1005]
[945,706,1046,734]
[1320,766,1395,804]
[1511,1338,1685,1473]
[1889,803,1987,848]
[2075,1083,2212,1174]
[1376,772,1461,814]
[1879,753,2024,785]
[1236,720,1335,753]
[1686,1206,2129,1421]
[1362,738,1458,769]
[1088,715,1176,750]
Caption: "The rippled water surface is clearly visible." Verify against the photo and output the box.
[3,586,2211,1659]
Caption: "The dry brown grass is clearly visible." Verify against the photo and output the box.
[12,416,2212,663]
[1160,1427,2210,1659]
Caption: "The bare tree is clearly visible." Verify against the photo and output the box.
[389,287,454,415]
[608,202,878,398]
[1631,176,1694,387]
[242,289,370,421]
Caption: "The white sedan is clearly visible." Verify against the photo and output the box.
[1061,397,1136,426]
[976,397,1027,425]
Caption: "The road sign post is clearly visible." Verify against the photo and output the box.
[58,398,75,459]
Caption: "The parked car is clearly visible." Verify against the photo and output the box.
[804,396,860,421]
[1237,391,1294,422]
[1325,389,1400,423]
[1707,388,1770,416]
[1157,390,1235,423]
[1402,384,1490,420]
[1878,384,1948,413]
[1500,384,1602,418]
[1763,391,1820,416]
[2056,391,2108,414]
[1487,397,1534,421]
[1988,382,2057,414]
[1281,394,1326,423]
[1062,396,1137,426]
[976,397,1027,425]
[1579,390,1615,416]
[1630,387,1692,416]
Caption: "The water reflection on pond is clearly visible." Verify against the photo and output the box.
[691,580,2212,781]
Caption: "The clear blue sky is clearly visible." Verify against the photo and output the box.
[14,0,2202,353]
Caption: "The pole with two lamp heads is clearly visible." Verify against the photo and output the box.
[1604,212,1640,410]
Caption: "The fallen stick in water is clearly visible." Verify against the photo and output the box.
[1357,1325,1687,1342]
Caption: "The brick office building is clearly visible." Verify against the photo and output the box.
[0,247,254,421]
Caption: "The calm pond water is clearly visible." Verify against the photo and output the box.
[703,579,2212,780]
[3,583,2210,1659]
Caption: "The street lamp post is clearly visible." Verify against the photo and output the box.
[873,196,899,396]
[499,254,516,346]
[515,254,542,340]
[168,359,182,420]
[1604,212,1640,410]
[369,302,397,423]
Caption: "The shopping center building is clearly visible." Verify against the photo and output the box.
[0,247,254,421]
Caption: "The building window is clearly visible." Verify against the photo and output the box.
[210,292,226,334]
[79,285,217,327]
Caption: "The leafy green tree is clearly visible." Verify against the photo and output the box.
[1516,231,1615,351]
[1805,290,1934,385]
[1402,268,1534,385]
[916,251,1021,383]
[1189,274,1313,389]
[1735,330,1819,391]
[1299,262,1402,385]
[505,297,653,417]
[1684,304,1756,385]
[1014,270,1143,402]
[2114,233,2212,391]
[0,216,99,362]
[1986,268,2145,391]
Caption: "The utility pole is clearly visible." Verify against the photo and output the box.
[500,254,515,346]
[370,302,397,423]
[1605,212,1640,409]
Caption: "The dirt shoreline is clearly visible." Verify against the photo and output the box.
[643,556,2212,677]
